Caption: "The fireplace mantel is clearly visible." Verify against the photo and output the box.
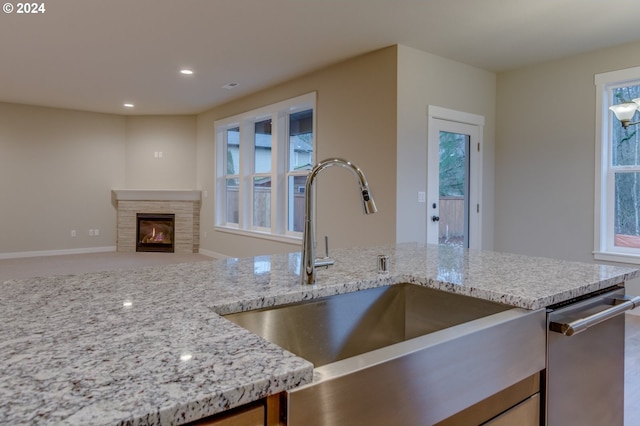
[112,189,201,253]
[112,189,201,202]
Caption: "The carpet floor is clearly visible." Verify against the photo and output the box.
[0,251,214,282]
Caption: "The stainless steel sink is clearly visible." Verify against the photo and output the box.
[224,283,546,425]
[224,283,511,367]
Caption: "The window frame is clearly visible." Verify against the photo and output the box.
[251,117,275,233]
[594,66,640,263]
[223,126,241,228]
[214,92,316,243]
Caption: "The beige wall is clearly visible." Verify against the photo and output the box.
[0,103,127,254]
[197,46,398,258]
[0,103,197,256]
[495,40,640,263]
[396,45,497,248]
[125,115,197,189]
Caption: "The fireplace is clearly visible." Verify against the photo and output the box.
[113,189,201,253]
[136,213,175,253]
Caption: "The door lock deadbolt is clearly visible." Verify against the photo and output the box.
[431,215,440,222]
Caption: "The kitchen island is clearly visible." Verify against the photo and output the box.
[1,243,638,425]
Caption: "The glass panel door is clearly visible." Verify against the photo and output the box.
[427,117,481,249]
[438,131,470,247]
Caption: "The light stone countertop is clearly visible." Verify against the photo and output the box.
[1,243,638,425]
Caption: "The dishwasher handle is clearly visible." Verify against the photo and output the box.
[549,295,640,336]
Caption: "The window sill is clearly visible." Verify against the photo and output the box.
[214,225,302,246]
[594,251,640,265]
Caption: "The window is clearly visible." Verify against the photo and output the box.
[225,127,240,224]
[215,92,315,242]
[595,67,640,263]
[253,119,272,229]
[287,109,313,232]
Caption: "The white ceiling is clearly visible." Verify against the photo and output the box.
[3,0,640,115]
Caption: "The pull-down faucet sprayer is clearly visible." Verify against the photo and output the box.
[301,158,377,285]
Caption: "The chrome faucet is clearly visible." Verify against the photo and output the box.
[301,158,377,285]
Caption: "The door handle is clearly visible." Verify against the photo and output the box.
[549,295,640,336]
[431,215,440,222]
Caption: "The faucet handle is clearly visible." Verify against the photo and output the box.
[324,235,329,258]
[314,258,335,268]
[315,235,335,268]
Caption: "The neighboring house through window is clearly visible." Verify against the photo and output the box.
[595,67,640,263]
[215,92,315,242]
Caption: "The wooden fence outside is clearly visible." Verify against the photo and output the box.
[226,187,305,231]
[439,196,465,241]
[227,190,464,238]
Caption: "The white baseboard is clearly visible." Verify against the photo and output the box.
[199,248,230,259]
[0,246,117,260]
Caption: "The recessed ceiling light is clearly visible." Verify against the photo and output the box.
[123,103,135,108]
[222,82,239,89]
[180,69,194,75]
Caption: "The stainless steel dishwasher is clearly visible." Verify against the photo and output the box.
[546,285,640,426]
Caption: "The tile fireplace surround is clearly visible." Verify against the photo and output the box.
[112,190,201,254]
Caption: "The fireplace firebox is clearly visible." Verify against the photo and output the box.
[136,213,175,253]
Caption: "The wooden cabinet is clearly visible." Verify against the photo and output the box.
[187,394,283,426]
[189,403,263,426]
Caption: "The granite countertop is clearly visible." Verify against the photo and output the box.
[1,243,638,425]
